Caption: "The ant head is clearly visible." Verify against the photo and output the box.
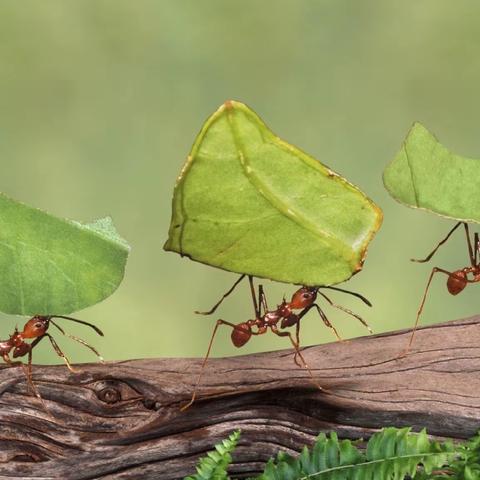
[22,316,50,339]
[289,286,318,309]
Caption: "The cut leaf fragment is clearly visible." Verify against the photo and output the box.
[165,100,382,286]
[384,122,480,223]
[0,194,130,315]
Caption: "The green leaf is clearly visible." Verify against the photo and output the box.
[383,122,480,223]
[184,430,240,480]
[257,427,454,480]
[165,101,382,286]
[0,193,130,315]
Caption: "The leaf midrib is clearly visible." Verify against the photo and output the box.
[225,107,353,265]
[300,450,452,479]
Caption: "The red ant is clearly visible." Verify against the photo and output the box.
[407,221,480,351]
[0,315,104,408]
[182,274,372,410]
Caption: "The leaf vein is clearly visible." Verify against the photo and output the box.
[225,109,351,262]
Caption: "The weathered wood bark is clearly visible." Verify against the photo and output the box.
[0,316,479,479]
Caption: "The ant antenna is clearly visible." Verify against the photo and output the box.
[50,321,105,362]
[317,291,373,333]
[50,315,104,336]
[320,286,372,307]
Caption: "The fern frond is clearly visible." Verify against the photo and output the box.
[258,427,454,480]
[438,431,480,479]
[184,430,240,480]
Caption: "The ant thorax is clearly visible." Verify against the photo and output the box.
[11,332,24,347]
[264,310,281,325]
[277,303,291,318]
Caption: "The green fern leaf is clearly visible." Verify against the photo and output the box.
[258,428,454,480]
[443,431,480,479]
[184,430,240,480]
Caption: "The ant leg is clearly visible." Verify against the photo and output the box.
[181,319,243,411]
[2,354,33,395]
[270,325,324,392]
[50,321,104,363]
[405,267,454,355]
[298,303,343,342]
[475,232,479,265]
[317,291,373,333]
[4,349,50,414]
[195,274,246,315]
[24,349,50,414]
[248,276,260,318]
[43,334,79,373]
[24,350,35,396]
[411,221,462,263]
[258,284,268,316]
[293,322,302,367]
[312,304,343,341]
[463,223,475,266]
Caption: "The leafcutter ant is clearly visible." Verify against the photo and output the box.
[182,274,372,410]
[0,315,104,409]
[407,221,480,351]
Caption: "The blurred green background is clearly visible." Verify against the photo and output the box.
[1,1,479,365]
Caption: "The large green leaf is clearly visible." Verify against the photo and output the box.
[165,101,382,286]
[384,122,480,223]
[0,193,129,315]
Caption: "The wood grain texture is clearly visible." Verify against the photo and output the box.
[0,317,479,479]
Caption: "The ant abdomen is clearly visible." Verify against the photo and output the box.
[447,270,468,295]
[231,323,251,347]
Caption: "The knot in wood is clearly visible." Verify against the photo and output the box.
[94,380,123,404]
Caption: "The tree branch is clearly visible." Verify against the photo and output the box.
[0,317,479,479]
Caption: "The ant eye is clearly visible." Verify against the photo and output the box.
[35,322,43,328]
[302,293,311,299]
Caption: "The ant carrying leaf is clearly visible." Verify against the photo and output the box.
[182,275,373,410]
[0,193,129,411]
[165,101,382,408]
[0,315,104,411]
[384,122,480,352]
[407,221,480,351]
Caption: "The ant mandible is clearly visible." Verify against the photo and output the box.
[182,274,372,410]
[0,314,104,405]
[407,221,480,351]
